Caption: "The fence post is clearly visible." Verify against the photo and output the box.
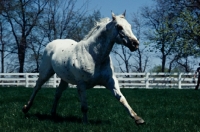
[53,74,56,88]
[145,72,149,89]
[178,73,182,89]
[25,73,29,88]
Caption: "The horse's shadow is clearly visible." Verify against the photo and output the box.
[25,112,110,125]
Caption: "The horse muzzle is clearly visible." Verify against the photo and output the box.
[128,39,139,52]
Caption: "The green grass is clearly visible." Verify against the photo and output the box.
[0,87,200,132]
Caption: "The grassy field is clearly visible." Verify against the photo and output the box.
[0,87,200,132]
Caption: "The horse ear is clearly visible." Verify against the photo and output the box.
[122,10,126,17]
[111,11,116,20]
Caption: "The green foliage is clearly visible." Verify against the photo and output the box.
[177,9,200,56]
[142,0,200,72]
[0,87,200,131]
[149,65,169,72]
[149,65,185,72]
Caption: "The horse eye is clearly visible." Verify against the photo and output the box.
[116,24,123,30]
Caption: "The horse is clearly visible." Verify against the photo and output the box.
[22,11,145,125]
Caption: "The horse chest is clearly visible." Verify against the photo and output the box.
[70,54,95,80]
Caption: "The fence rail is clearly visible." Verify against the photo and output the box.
[0,72,197,89]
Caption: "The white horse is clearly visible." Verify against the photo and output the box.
[22,11,145,125]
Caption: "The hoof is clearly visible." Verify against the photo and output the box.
[134,116,145,125]
[22,105,29,113]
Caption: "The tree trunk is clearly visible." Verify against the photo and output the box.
[161,55,166,72]
[1,43,4,73]
[18,37,26,73]
[0,23,4,73]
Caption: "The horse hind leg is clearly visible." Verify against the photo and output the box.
[22,68,55,114]
[51,79,68,116]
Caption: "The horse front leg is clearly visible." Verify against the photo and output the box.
[105,76,145,125]
[77,82,88,123]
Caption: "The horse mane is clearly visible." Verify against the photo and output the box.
[83,17,111,40]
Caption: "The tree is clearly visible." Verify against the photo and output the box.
[26,4,101,73]
[176,0,200,54]
[111,11,150,73]
[0,20,6,73]
[142,0,176,72]
[24,0,89,72]
[112,45,134,73]
[0,0,48,73]
[131,12,150,72]
[25,30,45,72]
[165,0,200,72]
[0,17,15,73]
[140,0,200,72]
[41,0,92,42]
[69,10,101,41]
[0,0,97,73]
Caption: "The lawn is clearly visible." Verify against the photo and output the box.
[0,87,200,132]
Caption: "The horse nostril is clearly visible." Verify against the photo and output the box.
[136,44,139,49]
[132,40,139,48]
[134,43,139,49]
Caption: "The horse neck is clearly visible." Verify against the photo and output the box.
[84,25,116,63]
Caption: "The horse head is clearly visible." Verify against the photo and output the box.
[111,11,139,52]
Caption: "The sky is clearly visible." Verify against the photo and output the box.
[78,0,153,21]
[76,1,199,71]
[76,0,157,70]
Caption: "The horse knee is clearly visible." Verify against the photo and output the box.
[110,88,122,100]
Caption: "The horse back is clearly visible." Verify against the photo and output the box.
[39,39,77,74]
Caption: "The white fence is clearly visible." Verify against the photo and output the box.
[0,72,197,89]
